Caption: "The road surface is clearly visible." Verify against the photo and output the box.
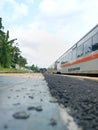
[0,73,80,130]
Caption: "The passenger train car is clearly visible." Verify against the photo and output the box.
[49,24,98,75]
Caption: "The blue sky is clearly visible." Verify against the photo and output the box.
[0,0,98,67]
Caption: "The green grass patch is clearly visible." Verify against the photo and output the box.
[0,67,30,73]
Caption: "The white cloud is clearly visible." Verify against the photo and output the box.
[5,0,28,20]
[0,1,5,10]
[80,0,98,25]
[38,0,98,43]
[25,0,34,5]
[39,0,98,21]
[39,0,79,17]
[9,22,66,67]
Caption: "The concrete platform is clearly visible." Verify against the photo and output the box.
[0,73,81,130]
[0,73,64,130]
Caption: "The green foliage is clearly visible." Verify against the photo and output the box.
[11,45,21,68]
[30,64,39,72]
[0,18,4,30]
[0,17,27,68]
[0,30,17,67]
[18,56,27,67]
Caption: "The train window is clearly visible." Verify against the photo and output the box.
[84,38,92,55]
[71,48,77,61]
[77,44,84,58]
[92,33,98,51]
[68,51,72,62]
[61,54,68,64]
[61,56,65,64]
[63,55,66,62]
[66,54,69,63]
[60,58,63,64]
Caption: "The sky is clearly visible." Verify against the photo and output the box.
[0,0,98,68]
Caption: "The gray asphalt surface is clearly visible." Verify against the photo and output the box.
[0,74,66,130]
[44,74,98,130]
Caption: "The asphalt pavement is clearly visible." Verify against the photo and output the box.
[0,73,70,130]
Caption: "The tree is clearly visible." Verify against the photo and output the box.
[0,17,4,36]
[0,17,5,66]
[18,56,27,67]
[30,64,39,72]
[0,30,17,67]
[0,18,4,30]
[0,18,27,68]
[11,44,21,68]
[0,18,17,67]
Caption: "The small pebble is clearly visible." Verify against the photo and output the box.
[8,96,11,99]
[27,106,43,112]
[13,111,30,119]
[50,118,57,126]
[13,103,20,106]
[35,106,43,111]
[28,96,34,99]
[40,99,43,101]
[27,106,35,110]
[4,124,8,129]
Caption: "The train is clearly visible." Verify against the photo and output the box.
[48,24,98,75]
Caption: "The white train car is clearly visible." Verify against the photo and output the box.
[53,24,98,75]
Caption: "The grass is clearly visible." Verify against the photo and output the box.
[0,67,30,73]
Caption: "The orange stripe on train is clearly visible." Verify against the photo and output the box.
[61,53,98,68]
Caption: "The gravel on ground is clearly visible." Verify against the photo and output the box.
[44,73,98,130]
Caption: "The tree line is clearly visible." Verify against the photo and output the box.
[0,18,27,68]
